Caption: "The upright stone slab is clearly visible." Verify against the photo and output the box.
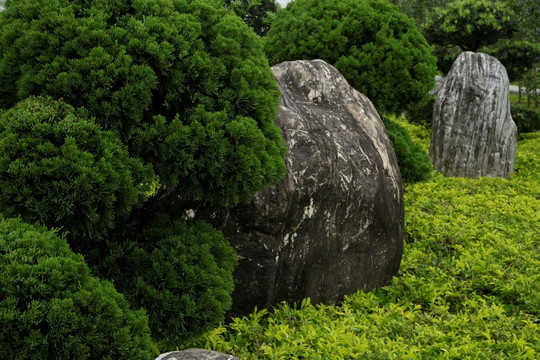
[198,60,404,316]
[430,52,517,178]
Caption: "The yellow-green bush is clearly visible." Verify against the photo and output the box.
[186,131,540,359]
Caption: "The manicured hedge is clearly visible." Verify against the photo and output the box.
[0,0,286,344]
[0,0,286,205]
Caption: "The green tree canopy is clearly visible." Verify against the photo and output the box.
[264,0,437,115]
[492,40,540,82]
[225,0,279,36]
[423,0,515,51]
[390,0,449,27]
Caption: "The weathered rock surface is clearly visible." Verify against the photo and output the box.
[198,59,404,317]
[156,349,238,360]
[430,52,517,178]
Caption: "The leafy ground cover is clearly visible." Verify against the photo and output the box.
[185,122,540,359]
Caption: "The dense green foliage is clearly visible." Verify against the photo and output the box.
[187,125,540,359]
[0,0,286,205]
[511,105,540,133]
[423,0,515,52]
[0,0,287,344]
[0,97,152,242]
[508,0,539,44]
[0,217,153,359]
[225,0,278,36]
[390,0,449,27]
[90,213,237,346]
[264,0,437,115]
[404,95,435,126]
[382,116,433,184]
[491,41,540,82]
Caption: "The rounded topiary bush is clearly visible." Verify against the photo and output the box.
[90,212,237,345]
[0,97,153,242]
[0,217,153,359]
[0,0,286,205]
[263,0,437,115]
[382,116,433,184]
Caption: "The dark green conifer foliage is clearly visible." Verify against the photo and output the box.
[263,0,437,115]
[225,0,278,37]
[0,0,286,205]
[91,213,237,346]
[0,0,286,344]
[0,97,153,243]
[0,217,153,359]
[382,116,433,184]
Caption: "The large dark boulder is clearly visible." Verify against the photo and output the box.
[198,59,404,316]
[430,52,517,178]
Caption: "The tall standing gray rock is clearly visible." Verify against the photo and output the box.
[197,59,404,317]
[430,51,517,178]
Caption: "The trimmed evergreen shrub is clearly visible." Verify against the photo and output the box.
[382,116,433,184]
[0,217,153,359]
[511,105,540,134]
[263,0,437,115]
[90,213,237,346]
[404,95,436,127]
[0,0,287,344]
[0,0,286,205]
[0,0,286,345]
[0,97,153,242]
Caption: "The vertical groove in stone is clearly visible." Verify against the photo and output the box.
[430,52,517,179]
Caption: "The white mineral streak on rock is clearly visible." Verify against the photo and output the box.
[303,198,315,219]
[197,60,404,317]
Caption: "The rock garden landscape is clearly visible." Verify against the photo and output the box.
[0,0,538,359]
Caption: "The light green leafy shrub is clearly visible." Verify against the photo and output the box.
[0,217,153,359]
[186,132,540,359]
[264,0,437,115]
